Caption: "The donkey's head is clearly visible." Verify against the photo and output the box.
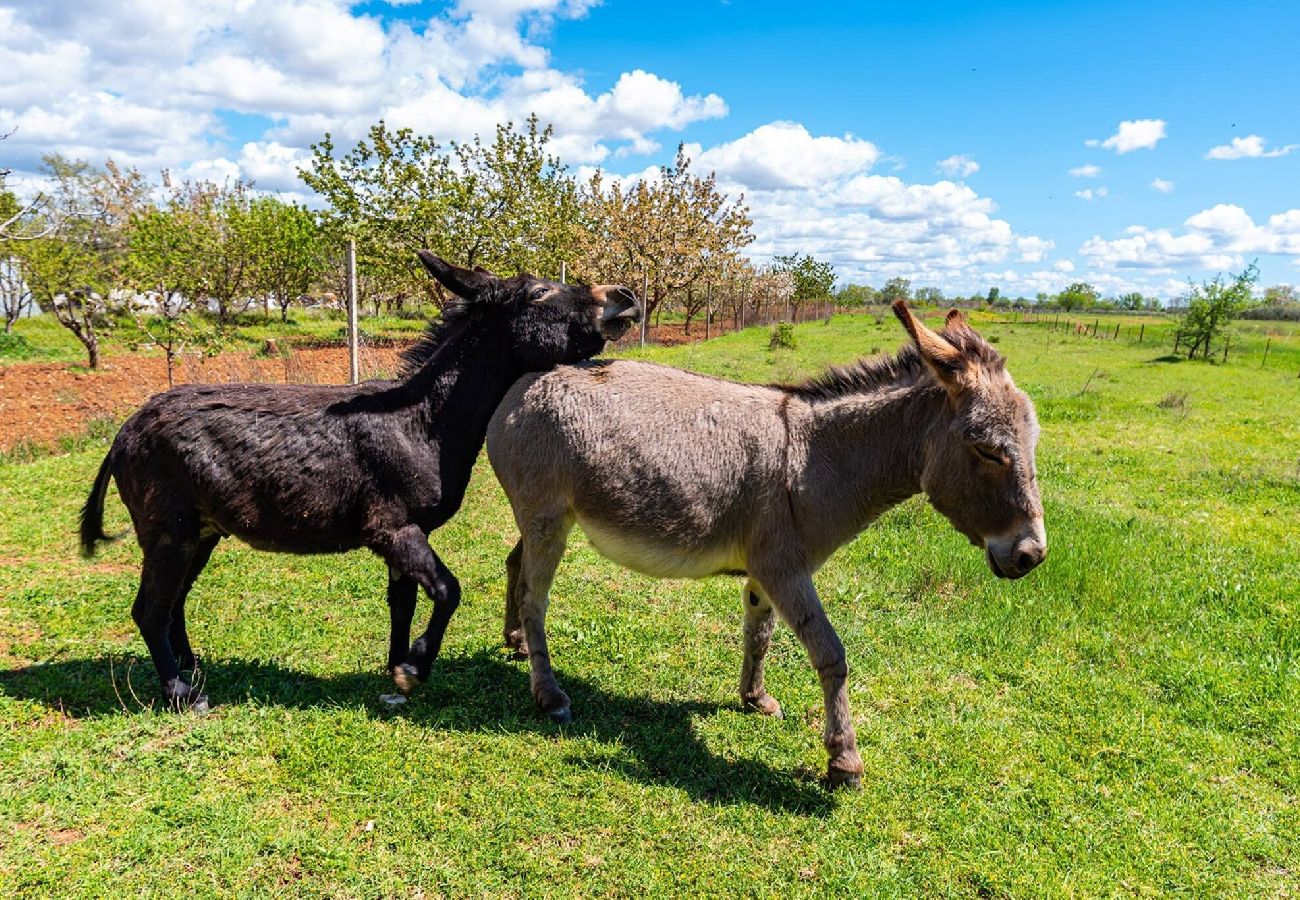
[893,301,1047,579]
[417,251,640,368]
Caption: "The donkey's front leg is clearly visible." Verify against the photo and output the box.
[739,578,782,718]
[376,525,461,695]
[385,567,418,672]
[758,571,863,790]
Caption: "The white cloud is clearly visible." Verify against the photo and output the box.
[1080,203,1300,272]
[695,121,879,190]
[936,154,978,178]
[1074,187,1109,201]
[1150,177,1174,194]
[1086,118,1167,154]
[0,0,720,180]
[1068,164,1101,178]
[1054,259,1075,273]
[1205,134,1297,160]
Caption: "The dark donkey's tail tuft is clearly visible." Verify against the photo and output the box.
[80,448,121,558]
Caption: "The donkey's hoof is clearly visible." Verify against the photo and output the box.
[393,663,422,695]
[826,766,862,792]
[547,706,572,725]
[379,693,408,707]
[168,691,209,715]
[743,693,783,718]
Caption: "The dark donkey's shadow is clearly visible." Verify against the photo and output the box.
[0,650,834,815]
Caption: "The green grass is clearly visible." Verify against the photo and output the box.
[1,309,431,365]
[1,315,1298,896]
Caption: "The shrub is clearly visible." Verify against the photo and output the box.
[769,321,796,350]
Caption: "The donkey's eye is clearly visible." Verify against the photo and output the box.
[530,285,551,303]
[973,444,1008,465]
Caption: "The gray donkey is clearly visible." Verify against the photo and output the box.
[486,302,1046,789]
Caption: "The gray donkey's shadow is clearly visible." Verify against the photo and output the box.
[1,650,834,815]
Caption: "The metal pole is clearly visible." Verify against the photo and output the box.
[560,261,566,285]
[346,237,359,385]
[640,271,648,349]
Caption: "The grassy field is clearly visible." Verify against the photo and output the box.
[1,313,1298,896]
[0,308,431,366]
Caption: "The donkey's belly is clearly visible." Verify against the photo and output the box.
[577,514,743,579]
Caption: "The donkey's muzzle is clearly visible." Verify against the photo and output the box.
[597,285,641,340]
[985,518,1047,579]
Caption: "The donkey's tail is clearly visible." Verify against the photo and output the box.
[80,447,122,558]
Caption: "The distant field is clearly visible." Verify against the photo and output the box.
[1,313,1297,896]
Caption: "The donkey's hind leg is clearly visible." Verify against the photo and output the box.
[739,578,782,718]
[516,509,574,723]
[170,534,218,673]
[133,533,208,713]
[503,539,528,658]
[381,525,461,695]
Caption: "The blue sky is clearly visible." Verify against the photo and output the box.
[3,0,1298,297]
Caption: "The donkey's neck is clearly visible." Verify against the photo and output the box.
[392,317,528,512]
[793,379,945,561]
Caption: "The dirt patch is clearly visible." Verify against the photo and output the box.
[0,344,406,453]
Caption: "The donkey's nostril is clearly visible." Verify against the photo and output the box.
[1017,551,1035,572]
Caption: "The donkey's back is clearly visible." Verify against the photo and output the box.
[488,359,790,579]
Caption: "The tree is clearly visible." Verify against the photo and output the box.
[880,277,911,305]
[1117,291,1147,310]
[578,144,753,321]
[0,253,32,333]
[302,116,583,309]
[771,253,836,315]
[836,283,877,309]
[986,286,1001,306]
[1175,262,1258,360]
[0,130,58,243]
[1261,284,1298,307]
[913,286,944,305]
[247,196,325,321]
[20,155,150,368]
[176,179,261,325]
[1056,282,1099,312]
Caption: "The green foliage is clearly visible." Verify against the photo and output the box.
[1175,262,1258,360]
[835,283,877,308]
[913,286,944,305]
[1056,282,1099,312]
[879,276,911,304]
[771,253,836,304]
[302,116,585,308]
[769,320,796,349]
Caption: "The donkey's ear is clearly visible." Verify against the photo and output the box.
[417,251,494,300]
[892,300,969,393]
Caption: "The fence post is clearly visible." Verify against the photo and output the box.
[1222,334,1230,363]
[346,237,359,385]
[560,261,566,285]
[640,271,648,349]
[705,282,712,341]
[1261,338,1271,368]
[1139,322,1144,344]
[1114,322,1120,339]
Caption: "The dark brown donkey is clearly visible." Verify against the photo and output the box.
[486,302,1046,789]
[80,252,639,712]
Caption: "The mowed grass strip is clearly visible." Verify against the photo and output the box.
[1,315,1297,897]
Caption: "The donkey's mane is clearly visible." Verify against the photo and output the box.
[396,301,483,379]
[780,322,1005,401]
